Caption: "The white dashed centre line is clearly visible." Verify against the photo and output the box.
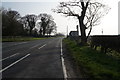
[38,44,47,49]
[14,42,27,46]
[0,54,30,73]
[30,44,40,49]
[0,53,20,61]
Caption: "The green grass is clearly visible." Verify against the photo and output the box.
[63,38,120,80]
[2,37,49,42]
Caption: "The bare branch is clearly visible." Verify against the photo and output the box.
[66,3,82,9]
[52,0,110,39]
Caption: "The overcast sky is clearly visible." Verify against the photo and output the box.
[1,0,120,35]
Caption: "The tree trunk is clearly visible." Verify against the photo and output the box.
[87,25,92,39]
[78,17,87,45]
[29,28,32,36]
[43,27,46,36]
[78,2,89,45]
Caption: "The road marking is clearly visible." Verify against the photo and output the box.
[14,42,27,46]
[0,54,30,73]
[30,44,40,49]
[60,39,68,79]
[56,39,61,47]
[38,44,47,49]
[3,42,27,49]
[0,53,20,61]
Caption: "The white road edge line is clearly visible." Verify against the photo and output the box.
[0,54,30,73]
[0,53,20,62]
[61,39,68,79]
[56,39,61,47]
[38,44,46,49]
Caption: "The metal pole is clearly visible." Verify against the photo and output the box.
[67,26,68,37]
[102,28,103,35]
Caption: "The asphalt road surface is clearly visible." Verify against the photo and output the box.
[1,37,67,79]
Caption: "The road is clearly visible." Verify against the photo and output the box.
[1,37,67,79]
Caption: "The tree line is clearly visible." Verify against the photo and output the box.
[1,8,57,37]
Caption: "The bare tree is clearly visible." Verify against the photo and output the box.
[22,14,37,36]
[53,0,110,45]
[32,28,38,37]
[46,20,57,36]
[38,13,56,36]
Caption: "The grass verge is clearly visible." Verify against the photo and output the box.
[2,37,49,42]
[63,38,120,80]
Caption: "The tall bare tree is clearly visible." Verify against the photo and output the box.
[53,0,110,45]
[46,20,57,36]
[38,13,56,36]
[22,14,37,36]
